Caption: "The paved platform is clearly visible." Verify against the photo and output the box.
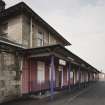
[1,81,105,105]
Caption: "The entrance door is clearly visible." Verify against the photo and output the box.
[56,66,63,88]
[59,71,62,87]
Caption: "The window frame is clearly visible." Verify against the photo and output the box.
[37,30,44,47]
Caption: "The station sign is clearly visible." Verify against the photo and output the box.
[59,59,66,66]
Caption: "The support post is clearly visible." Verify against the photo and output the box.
[28,58,31,93]
[78,66,81,89]
[68,63,71,90]
[30,17,33,48]
[50,55,55,100]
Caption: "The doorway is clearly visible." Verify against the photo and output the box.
[56,66,63,88]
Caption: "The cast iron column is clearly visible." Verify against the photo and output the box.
[78,66,81,89]
[68,63,71,90]
[50,55,55,100]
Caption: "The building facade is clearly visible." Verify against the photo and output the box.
[0,0,99,103]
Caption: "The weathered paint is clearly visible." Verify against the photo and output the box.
[21,57,29,94]
[68,63,71,88]
[45,63,50,89]
[29,60,37,92]
[22,57,97,94]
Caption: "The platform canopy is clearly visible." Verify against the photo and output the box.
[18,44,99,73]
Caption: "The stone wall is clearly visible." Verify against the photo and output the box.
[0,51,21,103]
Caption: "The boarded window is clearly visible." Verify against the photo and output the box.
[37,61,45,83]
[70,71,73,79]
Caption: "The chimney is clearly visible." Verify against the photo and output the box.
[0,0,5,12]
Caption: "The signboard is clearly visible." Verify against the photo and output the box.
[59,59,66,66]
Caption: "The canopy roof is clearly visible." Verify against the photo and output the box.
[18,44,100,73]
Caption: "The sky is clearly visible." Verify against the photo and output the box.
[4,0,105,72]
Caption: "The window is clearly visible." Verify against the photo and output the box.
[0,23,8,37]
[37,39,43,47]
[49,34,57,45]
[37,31,44,47]
[37,61,45,83]
[44,33,49,46]
[58,66,63,86]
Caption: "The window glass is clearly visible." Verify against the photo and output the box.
[37,39,43,47]
[44,33,49,46]
[37,31,44,47]
[38,31,43,39]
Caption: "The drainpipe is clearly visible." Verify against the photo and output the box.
[68,63,71,91]
[30,17,33,48]
[20,56,23,95]
[28,58,31,93]
[78,66,81,89]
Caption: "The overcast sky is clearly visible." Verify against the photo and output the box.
[5,0,105,72]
